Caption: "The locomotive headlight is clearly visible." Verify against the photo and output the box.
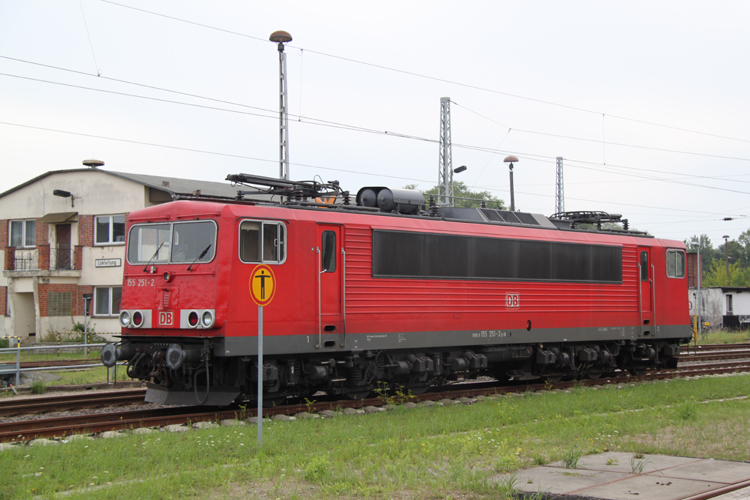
[201,310,215,328]
[132,311,144,328]
[119,311,131,327]
[187,311,199,328]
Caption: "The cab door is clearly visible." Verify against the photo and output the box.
[638,247,654,327]
[317,225,344,341]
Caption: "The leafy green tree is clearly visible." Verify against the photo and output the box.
[684,234,718,274]
[702,258,750,287]
[415,181,505,209]
[734,229,750,268]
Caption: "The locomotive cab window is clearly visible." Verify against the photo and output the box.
[666,249,686,278]
[321,231,336,272]
[127,221,216,265]
[239,220,286,264]
[640,251,649,281]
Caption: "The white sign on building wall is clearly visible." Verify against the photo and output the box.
[95,258,122,268]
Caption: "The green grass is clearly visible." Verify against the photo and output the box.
[698,329,750,344]
[1,374,749,499]
[44,365,129,386]
[0,349,102,363]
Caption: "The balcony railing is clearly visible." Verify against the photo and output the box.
[51,247,74,270]
[13,248,38,271]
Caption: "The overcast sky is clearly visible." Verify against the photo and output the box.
[1,1,749,246]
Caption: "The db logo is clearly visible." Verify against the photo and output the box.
[505,293,520,308]
[159,311,173,326]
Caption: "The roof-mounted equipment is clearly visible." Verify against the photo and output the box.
[356,187,425,215]
[550,211,634,232]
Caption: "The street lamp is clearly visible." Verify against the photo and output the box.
[723,235,730,279]
[504,155,519,211]
[451,165,467,206]
[270,30,293,180]
[53,189,75,207]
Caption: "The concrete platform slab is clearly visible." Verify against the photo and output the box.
[513,466,628,495]
[581,473,719,500]
[659,459,750,484]
[504,452,750,500]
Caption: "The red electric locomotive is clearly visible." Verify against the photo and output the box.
[101,174,691,405]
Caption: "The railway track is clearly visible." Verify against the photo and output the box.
[2,358,749,443]
[0,389,147,417]
[0,344,747,419]
[0,359,99,370]
[681,342,750,352]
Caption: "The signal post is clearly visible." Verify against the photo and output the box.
[249,265,276,446]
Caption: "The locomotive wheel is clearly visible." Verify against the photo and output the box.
[544,375,563,384]
[628,366,647,377]
[407,385,430,395]
[262,396,288,408]
[345,390,372,400]
[587,369,603,380]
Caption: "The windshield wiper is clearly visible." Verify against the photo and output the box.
[142,242,165,272]
[187,244,212,272]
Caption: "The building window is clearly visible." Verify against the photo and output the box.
[666,249,686,278]
[239,220,286,264]
[10,220,36,248]
[94,287,122,316]
[48,291,73,317]
[95,215,126,245]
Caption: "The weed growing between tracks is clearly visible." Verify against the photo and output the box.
[1,374,749,499]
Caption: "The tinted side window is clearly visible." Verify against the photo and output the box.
[640,251,649,281]
[321,231,336,272]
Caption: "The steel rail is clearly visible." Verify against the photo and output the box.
[681,342,750,352]
[0,389,147,417]
[677,351,750,361]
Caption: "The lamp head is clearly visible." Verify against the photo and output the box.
[269,30,292,44]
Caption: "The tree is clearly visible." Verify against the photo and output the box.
[702,258,750,287]
[416,181,505,209]
[735,229,750,268]
[684,234,718,274]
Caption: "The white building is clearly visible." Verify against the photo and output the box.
[0,167,238,341]
[688,287,750,330]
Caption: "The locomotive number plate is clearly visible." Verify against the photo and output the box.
[158,311,174,326]
[505,293,520,308]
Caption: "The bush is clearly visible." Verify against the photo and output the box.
[30,379,46,394]
[0,338,8,349]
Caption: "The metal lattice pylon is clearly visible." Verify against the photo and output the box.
[438,97,452,206]
[555,156,565,214]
